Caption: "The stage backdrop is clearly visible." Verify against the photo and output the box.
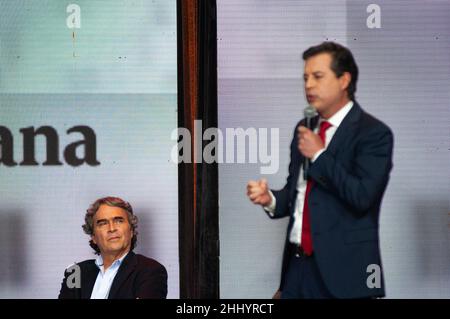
[218,0,450,298]
[0,0,178,298]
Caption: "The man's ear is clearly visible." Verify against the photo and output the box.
[91,235,97,245]
[340,72,351,91]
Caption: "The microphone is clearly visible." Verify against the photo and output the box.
[303,105,318,180]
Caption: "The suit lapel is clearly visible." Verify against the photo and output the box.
[107,251,137,299]
[325,102,362,156]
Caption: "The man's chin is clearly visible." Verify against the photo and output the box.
[103,245,125,254]
[310,104,323,114]
[308,101,320,110]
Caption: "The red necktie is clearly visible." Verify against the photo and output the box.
[300,121,332,255]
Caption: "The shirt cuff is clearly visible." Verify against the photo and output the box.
[311,148,325,163]
[263,191,276,216]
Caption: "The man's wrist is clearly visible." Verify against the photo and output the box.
[311,148,325,163]
[264,191,276,215]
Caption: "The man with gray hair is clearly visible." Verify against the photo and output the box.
[58,196,167,299]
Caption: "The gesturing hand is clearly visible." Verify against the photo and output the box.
[246,178,272,206]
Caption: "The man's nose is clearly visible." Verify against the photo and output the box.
[305,78,314,89]
[108,222,117,232]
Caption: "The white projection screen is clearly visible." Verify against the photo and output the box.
[218,1,450,298]
[0,1,178,298]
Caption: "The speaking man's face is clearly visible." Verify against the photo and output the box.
[91,204,133,256]
[303,53,350,118]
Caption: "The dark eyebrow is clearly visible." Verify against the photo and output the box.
[96,219,108,225]
[304,71,324,78]
[96,216,126,225]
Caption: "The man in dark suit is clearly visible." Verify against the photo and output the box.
[247,42,393,299]
[58,196,167,299]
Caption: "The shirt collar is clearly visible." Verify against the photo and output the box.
[95,251,129,270]
[320,100,353,128]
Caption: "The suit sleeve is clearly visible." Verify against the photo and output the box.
[58,268,77,299]
[308,124,394,214]
[135,263,168,299]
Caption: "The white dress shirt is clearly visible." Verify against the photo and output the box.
[265,101,354,245]
[90,252,129,299]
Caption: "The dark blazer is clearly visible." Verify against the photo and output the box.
[269,102,393,298]
[58,251,168,299]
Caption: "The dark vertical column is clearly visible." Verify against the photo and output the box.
[177,0,219,298]
[197,0,219,298]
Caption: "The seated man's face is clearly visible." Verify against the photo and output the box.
[91,204,133,256]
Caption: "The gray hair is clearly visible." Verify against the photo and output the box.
[82,196,138,254]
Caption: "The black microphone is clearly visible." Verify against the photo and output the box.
[303,105,318,180]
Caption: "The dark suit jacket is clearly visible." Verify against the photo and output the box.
[269,102,393,298]
[58,251,168,299]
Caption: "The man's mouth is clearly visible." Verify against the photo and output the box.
[306,95,317,103]
[108,236,120,241]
